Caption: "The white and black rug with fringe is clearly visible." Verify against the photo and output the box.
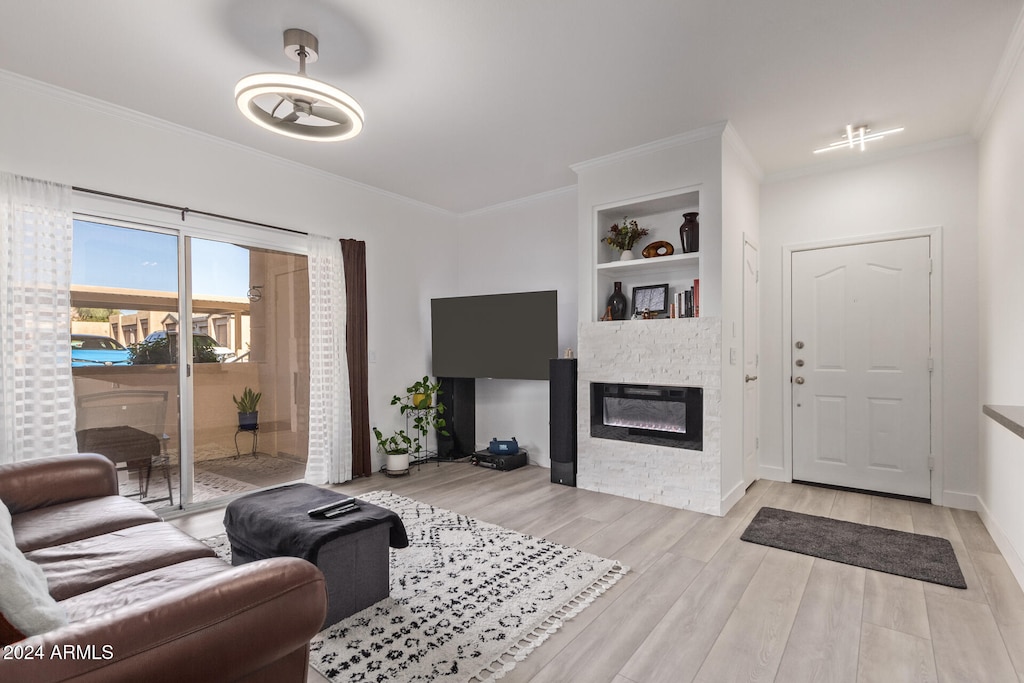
[203,490,628,682]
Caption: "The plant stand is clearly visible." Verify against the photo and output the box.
[406,407,440,469]
[234,424,259,459]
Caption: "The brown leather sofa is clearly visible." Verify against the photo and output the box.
[0,453,327,683]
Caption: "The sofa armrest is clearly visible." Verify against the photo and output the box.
[0,557,327,683]
[0,454,118,515]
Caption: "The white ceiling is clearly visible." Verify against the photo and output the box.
[1,0,1021,214]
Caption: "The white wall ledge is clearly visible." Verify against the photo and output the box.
[983,404,1024,440]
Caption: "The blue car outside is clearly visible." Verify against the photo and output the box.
[71,334,131,367]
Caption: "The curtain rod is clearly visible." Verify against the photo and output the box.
[71,186,308,237]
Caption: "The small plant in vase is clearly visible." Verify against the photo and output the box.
[602,216,650,261]
[232,387,261,431]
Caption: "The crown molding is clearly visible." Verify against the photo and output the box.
[0,69,455,218]
[570,122,729,174]
[973,4,1024,138]
[722,122,764,181]
[457,184,577,219]
[763,135,976,185]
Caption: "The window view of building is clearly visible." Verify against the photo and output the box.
[70,219,310,509]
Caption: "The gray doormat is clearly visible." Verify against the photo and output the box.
[741,507,966,589]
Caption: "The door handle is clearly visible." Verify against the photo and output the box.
[794,376,805,384]
[745,375,758,383]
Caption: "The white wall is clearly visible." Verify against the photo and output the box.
[0,72,459,473]
[759,142,980,506]
[455,189,579,466]
[719,131,761,507]
[977,43,1024,584]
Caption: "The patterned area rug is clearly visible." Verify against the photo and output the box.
[203,490,627,682]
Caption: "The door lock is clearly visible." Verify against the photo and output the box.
[795,341,805,349]
[794,376,805,384]
[745,375,758,383]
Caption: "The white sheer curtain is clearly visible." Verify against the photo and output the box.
[305,234,352,484]
[0,173,77,464]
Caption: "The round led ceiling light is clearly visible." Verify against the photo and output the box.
[235,28,364,142]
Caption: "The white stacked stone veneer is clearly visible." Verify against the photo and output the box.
[577,317,722,514]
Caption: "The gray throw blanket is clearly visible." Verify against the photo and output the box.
[224,483,409,563]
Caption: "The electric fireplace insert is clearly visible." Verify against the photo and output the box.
[590,382,702,451]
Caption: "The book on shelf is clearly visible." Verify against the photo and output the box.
[672,279,700,318]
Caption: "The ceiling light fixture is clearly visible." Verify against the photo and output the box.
[813,124,903,154]
[235,28,364,142]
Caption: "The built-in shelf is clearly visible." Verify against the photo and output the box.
[983,404,1024,440]
[596,252,699,275]
[592,188,703,322]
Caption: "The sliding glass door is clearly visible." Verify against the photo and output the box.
[70,218,309,509]
[188,240,310,503]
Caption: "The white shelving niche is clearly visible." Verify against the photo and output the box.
[593,188,702,321]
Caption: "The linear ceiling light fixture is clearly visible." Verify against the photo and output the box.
[813,124,903,154]
[235,28,364,142]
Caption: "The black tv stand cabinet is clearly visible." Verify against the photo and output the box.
[436,377,475,460]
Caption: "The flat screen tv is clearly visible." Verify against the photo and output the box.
[431,290,557,380]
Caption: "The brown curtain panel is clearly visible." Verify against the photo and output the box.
[340,239,371,477]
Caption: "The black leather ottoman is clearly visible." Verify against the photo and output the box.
[223,483,408,629]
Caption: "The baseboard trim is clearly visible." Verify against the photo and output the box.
[977,497,1024,591]
[721,479,746,515]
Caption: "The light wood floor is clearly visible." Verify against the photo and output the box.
[169,462,1024,683]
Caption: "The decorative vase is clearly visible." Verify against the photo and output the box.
[679,212,700,253]
[607,282,628,320]
[619,249,635,261]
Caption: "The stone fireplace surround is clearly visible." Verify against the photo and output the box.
[576,317,722,514]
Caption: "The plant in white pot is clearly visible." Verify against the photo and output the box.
[372,428,413,475]
[233,387,262,431]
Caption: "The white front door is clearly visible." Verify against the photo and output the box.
[791,237,931,498]
[743,240,759,487]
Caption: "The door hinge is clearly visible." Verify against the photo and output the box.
[928,357,934,373]
[929,258,933,274]
[927,456,935,471]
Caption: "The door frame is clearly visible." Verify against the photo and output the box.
[781,227,944,505]
[742,234,759,489]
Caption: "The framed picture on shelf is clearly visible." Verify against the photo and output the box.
[631,283,669,317]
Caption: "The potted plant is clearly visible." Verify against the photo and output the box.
[233,387,262,431]
[408,376,438,409]
[392,377,448,455]
[373,427,413,475]
[602,216,650,261]
[373,377,449,475]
